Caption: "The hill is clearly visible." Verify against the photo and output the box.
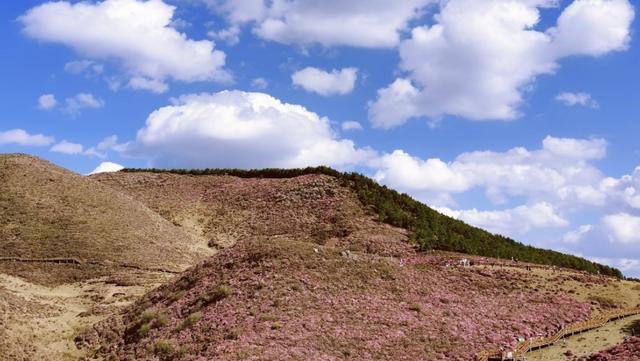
[108,167,621,277]
[80,237,638,361]
[0,154,212,283]
[1,156,638,361]
[90,171,412,257]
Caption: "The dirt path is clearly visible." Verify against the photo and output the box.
[0,272,169,361]
[526,314,640,360]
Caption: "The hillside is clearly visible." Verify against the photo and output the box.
[80,237,638,361]
[0,154,212,283]
[90,171,411,257]
[1,156,638,361]
[106,167,621,277]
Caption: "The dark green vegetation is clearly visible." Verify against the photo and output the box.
[122,166,622,277]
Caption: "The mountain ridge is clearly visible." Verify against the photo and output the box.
[114,166,621,277]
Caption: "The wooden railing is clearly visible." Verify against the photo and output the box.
[476,307,640,360]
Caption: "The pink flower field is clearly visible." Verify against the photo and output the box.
[80,237,602,361]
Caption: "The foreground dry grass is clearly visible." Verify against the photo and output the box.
[0,267,172,361]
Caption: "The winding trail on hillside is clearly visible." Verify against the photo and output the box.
[0,257,182,274]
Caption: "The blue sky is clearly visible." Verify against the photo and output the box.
[2,0,640,275]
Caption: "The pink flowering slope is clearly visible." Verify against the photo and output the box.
[577,336,640,360]
[81,238,593,361]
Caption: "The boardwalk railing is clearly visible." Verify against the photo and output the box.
[476,306,640,361]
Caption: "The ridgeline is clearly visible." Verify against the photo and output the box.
[121,166,622,278]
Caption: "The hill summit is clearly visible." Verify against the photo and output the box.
[0,154,212,282]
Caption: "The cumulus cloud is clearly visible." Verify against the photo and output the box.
[62,93,104,115]
[603,213,640,243]
[50,140,84,155]
[373,136,607,206]
[0,129,54,146]
[369,0,634,128]
[436,202,568,236]
[20,0,229,93]
[88,161,124,175]
[373,149,471,195]
[292,67,358,96]
[128,90,375,168]
[341,121,363,131]
[556,92,599,108]
[38,94,57,110]
[206,0,433,48]
[551,0,635,57]
[600,167,640,210]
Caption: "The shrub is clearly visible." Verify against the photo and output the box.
[409,303,422,313]
[178,311,203,331]
[192,285,232,311]
[153,339,175,357]
[141,310,158,323]
[138,322,151,337]
[588,295,620,309]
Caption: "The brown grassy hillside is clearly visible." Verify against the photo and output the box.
[91,171,412,256]
[0,154,212,282]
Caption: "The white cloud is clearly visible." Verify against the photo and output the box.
[20,0,229,93]
[0,129,54,147]
[292,67,358,96]
[551,0,635,57]
[129,90,375,168]
[127,77,169,94]
[369,0,634,128]
[590,257,640,275]
[556,92,599,108]
[88,161,124,175]
[62,93,104,115]
[50,140,84,155]
[373,136,606,206]
[207,0,433,48]
[373,149,471,195]
[599,167,640,210]
[85,135,128,158]
[436,202,568,236]
[562,224,593,244]
[208,25,241,45]
[603,213,640,243]
[64,60,104,76]
[251,77,269,89]
[38,94,57,110]
[341,121,363,131]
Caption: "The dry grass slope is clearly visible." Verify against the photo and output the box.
[0,154,212,283]
[91,171,412,257]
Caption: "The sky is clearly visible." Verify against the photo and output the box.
[1,0,640,275]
